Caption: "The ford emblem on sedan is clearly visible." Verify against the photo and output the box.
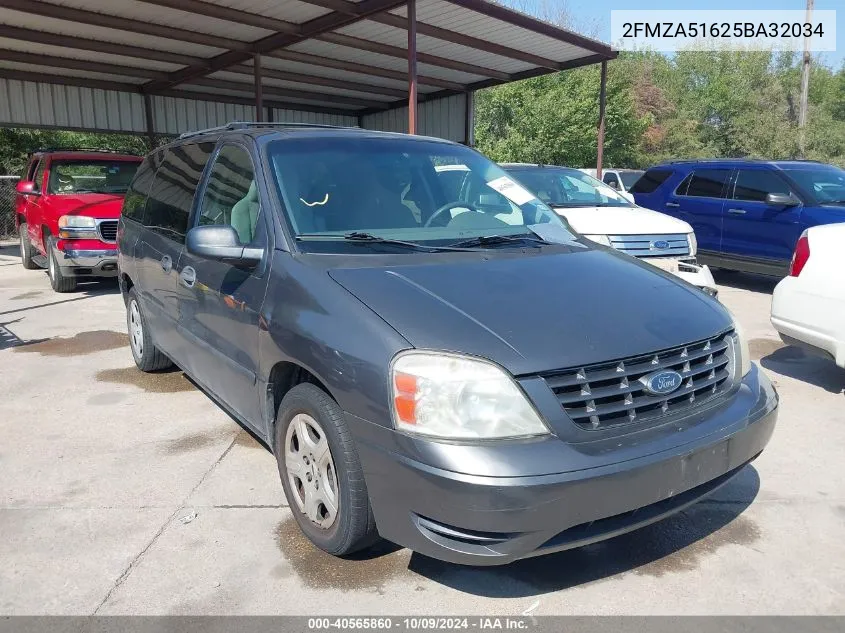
[651,240,670,250]
[641,369,683,395]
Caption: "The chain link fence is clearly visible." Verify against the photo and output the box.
[1,176,19,240]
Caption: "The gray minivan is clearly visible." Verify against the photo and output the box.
[117,123,777,566]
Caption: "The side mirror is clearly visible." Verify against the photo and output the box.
[16,180,35,194]
[186,225,263,266]
[766,192,800,207]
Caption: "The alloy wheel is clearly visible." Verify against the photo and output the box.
[284,413,339,529]
[128,300,144,359]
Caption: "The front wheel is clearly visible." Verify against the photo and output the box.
[275,383,379,556]
[19,223,38,270]
[47,239,77,293]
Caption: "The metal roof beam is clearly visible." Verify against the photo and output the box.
[142,0,408,92]
[297,0,561,69]
[229,64,408,99]
[0,0,250,53]
[0,68,139,93]
[441,0,616,59]
[135,0,467,91]
[0,49,170,80]
[188,78,388,109]
[317,32,509,80]
[0,24,202,67]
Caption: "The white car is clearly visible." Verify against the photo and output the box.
[502,164,717,294]
[579,168,644,201]
[771,223,845,367]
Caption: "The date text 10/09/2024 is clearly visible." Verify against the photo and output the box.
[621,22,825,39]
[307,617,530,630]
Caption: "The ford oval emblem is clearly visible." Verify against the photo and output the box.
[651,240,670,250]
[641,370,683,396]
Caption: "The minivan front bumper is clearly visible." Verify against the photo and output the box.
[348,364,776,565]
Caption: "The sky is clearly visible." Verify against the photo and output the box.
[509,0,843,70]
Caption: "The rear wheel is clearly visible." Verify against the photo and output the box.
[275,383,379,556]
[47,239,77,293]
[18,222,38,270]
[126,287,173,372]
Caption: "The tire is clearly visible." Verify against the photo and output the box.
[275,383,379,556]
[19,222,39,270]
[46,239,77,293]
[126,287,173,372]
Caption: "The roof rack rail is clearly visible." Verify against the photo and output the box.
[29,147,140,156]
[178,121,354,139]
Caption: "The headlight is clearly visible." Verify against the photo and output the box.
[583,234,611,247]
[390,352,549,440]
[687,232,697,256]
[58,215,96,228]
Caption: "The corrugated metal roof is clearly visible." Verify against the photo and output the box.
[0,0,615,135]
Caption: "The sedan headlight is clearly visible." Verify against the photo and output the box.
[687,232,698,256]
[390,352,549,439]
[583,234,611,247]
[58,215,96,228]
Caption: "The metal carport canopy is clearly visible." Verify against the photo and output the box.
[0,0,615,144]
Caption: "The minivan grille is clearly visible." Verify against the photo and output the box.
[608,233,689,258]
[542,331,734,431]
[98,220,118,243]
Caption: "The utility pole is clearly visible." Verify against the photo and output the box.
[798,0,814,157]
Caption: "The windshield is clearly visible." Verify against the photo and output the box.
[619,171,643,188]
[267,137,571,248]
[48,160,140,195]
[505,167,634,208]
[783,166,845,204]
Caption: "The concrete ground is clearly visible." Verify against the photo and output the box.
[0,241,843,615]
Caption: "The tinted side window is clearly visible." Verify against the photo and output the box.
[198,144,260,245]
[685,169,730,198]
[122,156,156,223]
[144,142,214,243]
[24,158,39,181]
[733,169,791,202]
[629,168,672,194]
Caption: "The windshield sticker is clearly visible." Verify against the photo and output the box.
[300,193,329,207]
[486,176,536,206]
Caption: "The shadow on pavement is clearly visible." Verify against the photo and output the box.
[407,466,761,598]
[712,270,779,295]
[761,346,845,394]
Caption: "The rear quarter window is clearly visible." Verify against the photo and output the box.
[629,168,672,194]
[122,156,156,223]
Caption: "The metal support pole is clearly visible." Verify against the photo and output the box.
[143,92,155,147]
[407,0,418,134]
[596,60,607,179]
[464,90,475,146]
[254,52,263,123]
[798,0,814,157]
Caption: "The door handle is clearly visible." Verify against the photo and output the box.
[727,208,747,215]
[179,266,196,288]
[665,202,680,208]
[160,254,172,273]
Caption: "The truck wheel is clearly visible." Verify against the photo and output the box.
[126,288,173,372]
[275,383,379,556]
[47,240,77,293]
[19,223,39,270]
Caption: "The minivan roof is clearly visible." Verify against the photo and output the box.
[156,122,459,153]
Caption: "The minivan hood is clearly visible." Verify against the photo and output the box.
[45,193,125,218]
[553,205,692,236]
[329,248,732,376]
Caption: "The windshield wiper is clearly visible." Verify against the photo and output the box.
[820,199,845,205]
[297,232,473,252]
[448,234,549,248]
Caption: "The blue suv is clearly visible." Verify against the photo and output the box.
[631,160,845,276]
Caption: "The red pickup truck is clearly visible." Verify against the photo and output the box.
[15,150,142,292]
